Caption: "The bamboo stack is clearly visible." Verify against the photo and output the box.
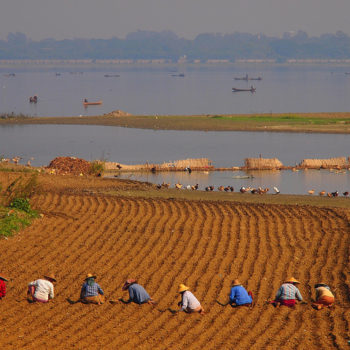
[299,157,349,169]
[104,158,213,171]
[244,157,283,170]
[160,158,212,170]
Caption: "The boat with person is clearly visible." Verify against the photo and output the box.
[83,99,103,106]
[232,86,256,92]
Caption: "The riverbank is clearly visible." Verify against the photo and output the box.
[1,112,350,133]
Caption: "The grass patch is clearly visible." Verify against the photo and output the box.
[0,206,38,238]
[212,114,350,125]
[90,160,105,176]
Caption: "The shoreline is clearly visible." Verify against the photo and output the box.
[1,112,350,133]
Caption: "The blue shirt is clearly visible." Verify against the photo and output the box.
[81,281,104,297]
[229,285,252,305]
[128,284,150,304]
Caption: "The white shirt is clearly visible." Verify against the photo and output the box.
[181,291,201,311]
[28,279,54,301]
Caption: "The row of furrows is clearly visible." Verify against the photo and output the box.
[1,194,349,350]
[116,200,209,349]
[40,196,142,349]
[3,194,116,348]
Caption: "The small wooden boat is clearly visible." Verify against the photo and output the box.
[171,73,185,77]
[104,74,120,77]
[232,87,256,92]
[83,100,103,106]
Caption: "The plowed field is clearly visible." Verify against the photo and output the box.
[0,175,349,349]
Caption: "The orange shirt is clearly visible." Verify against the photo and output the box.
[316,286,334,299]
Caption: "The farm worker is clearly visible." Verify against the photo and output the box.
[121,279,157,305]
[177,284,205,315]
[27,274,56,303]
[229,279,253,306]
[0,274,9,300]
[311,283,335,310]
[272,277,303,307]
[80,273,105,304]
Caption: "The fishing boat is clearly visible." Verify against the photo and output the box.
[171,73,185,77]
[83,100,103,106]
[232,86,256,92]
[104,74,120,77]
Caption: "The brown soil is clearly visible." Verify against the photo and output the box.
[0,171,349,349]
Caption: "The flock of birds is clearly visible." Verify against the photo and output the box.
[156,183,350,197]
[308,190,349,197]
[156,183,278,194]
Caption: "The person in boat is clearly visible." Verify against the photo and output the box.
[0,274,9,300]
[121,279,157,305]
[311,283,335,310]
[79,273,105,304]
[84,99,88,103]
[229,279,253,307]
[177,284,205,315]
[269,277,303,307]
[27,274,56,303]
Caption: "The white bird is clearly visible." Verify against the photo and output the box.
[273,186,280,194]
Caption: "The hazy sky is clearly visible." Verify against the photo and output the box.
[1,0,350,41]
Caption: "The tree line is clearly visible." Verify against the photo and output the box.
[1,30,350,62]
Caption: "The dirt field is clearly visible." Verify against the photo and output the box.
[0,173,349,349]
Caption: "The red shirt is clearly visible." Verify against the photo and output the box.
[0,279,6,298]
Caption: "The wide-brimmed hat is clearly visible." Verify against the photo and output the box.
[44,273,57,282]
[0,274,9,282]
[178,284,190,293]
[314,282,329,289]
[122,279,137,291]
[285,277,300,284]
[232,279,241,286]
[85,273,96,280]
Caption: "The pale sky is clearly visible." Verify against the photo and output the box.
[1,0,350,41]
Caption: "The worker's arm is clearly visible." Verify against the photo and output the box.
[275,286,283,300]
[179,293,188,311]
[295,288,303,301]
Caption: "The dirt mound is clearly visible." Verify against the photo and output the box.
[47,156,92,175]
[0,181,349,349]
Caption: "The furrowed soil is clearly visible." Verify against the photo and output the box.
[0,172,349,349]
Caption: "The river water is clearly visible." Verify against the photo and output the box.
[1,64,350,194]
[0,124,349,195]
[1,64,350,116]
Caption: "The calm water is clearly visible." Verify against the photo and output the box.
[1,65,350,116]
[1,124,349,194]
